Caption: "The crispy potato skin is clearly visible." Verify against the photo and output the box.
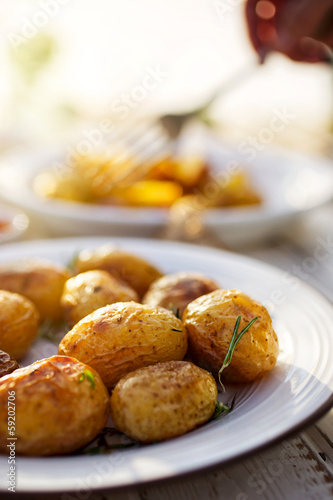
[61,270,138,327]
[111,361,217,442]
[0,350,20,378]
[0,259,70,321]
[74,246,163,298]
[143,272,219,317]
[183,290,279,383]
[0,356,110,456]
[0,290,40,359]
[58,302,188,391]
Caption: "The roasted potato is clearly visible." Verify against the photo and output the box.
[111,360,217,442]
[143,272,219,317]
[0,356,110,456]
[74,246,163,298]
[33,149,262,210]
[58,302,187,391]
[33,169,94,203]
[108,180,183,207]
[0,350,19,378]
[61,270,138,327]
[202,171,262,208]
[183,289,279,383]
[0,290,40,359]
[0,259,70,321]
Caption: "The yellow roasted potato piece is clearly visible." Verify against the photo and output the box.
[33,153,133,203]
[203,171,262,208]
[0,356,110,456]
[183,289,279,383]
[61,270,138,327]
[146,156,207,188]
[143,272,219,317]
[172,156,208,188]
[108,180,183,208]
[33,170,94,203]
[74,245,163,298]
[0,290,40,360]
[0,259,70,322]
[58,302,188,391]
[111,360,217,443]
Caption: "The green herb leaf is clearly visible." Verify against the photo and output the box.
[67,252,79,273]
[38,320,66,344]
[218,316,258,391]
[170,305,181,319]
[102,427,123,435]
[82,443,136,455]
[77,426,138,455]
[211,401,230,420]
[211,393,237,421]
[78,369,95,389]
[171,328,183,332]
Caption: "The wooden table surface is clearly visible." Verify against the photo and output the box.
[5,204,333,500]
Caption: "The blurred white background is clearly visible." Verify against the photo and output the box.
[0,0,332,153]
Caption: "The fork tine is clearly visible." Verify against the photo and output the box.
[103,118,173,188]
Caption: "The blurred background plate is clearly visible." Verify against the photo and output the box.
[0,141,332,247]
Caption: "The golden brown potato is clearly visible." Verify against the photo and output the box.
[183,289,279,383]
[0,290,40,360]
[33,169,94,203]
[61,270,138,327]
[74,245,163,299]
[0,259,70,321]
[111,360,217,443]
[200,170,262,208]
[58,302,187,391]
[108,180,183,208]
[0,356,110,456]
[0,350,19,378]
[143,272,219,317]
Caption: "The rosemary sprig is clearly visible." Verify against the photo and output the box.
[218,316,258,391]
[79,368,95,389]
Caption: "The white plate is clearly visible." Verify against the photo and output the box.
[0,237,332,494]
[0,144,333,246]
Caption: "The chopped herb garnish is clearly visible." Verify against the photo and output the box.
[76,427,138,455]
[170,305,181,319]
[79,369,95,389]
[218,315,258,391]
[38,320,66,344]
[211,393,237,421]
[171,328,183,332]
[212,401,231,420]
[82,443,135,454]
[67,252,79,272]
